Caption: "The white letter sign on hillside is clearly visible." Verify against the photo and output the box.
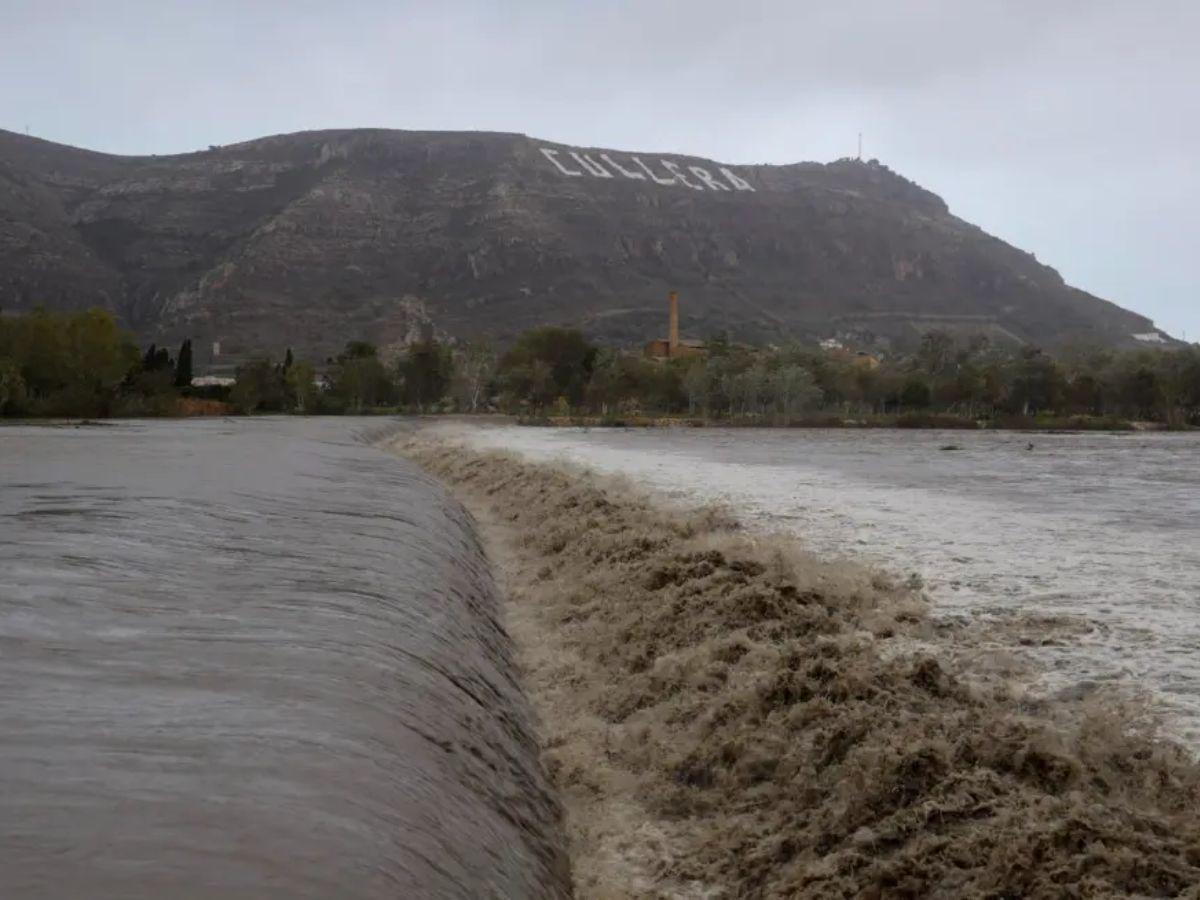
[570,151,613,177]
[600,153,644,179]
[689,166,730,191]
[540,148,583,176]
[659,159,702,190]
[632,155,676,186]
[719,167,754,191]
[539,146,755,191]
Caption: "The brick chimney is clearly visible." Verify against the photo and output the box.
[668,291,679,356]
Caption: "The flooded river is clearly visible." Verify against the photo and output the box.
[0,419,568,899]
[451,424,1200,745]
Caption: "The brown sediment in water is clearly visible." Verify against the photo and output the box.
[386,435,1200,899]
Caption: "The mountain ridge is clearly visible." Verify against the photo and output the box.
[0,127,1166,363]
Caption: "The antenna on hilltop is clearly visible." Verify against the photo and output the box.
[857,132,862,161]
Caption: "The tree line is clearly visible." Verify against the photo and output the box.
[228,339,460,414]
[654,331,1200,427]
[236,325,1200,427]
[4,308,1199,426]
[0,308,199,417]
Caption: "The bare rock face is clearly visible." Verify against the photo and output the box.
[0,128,1161,361]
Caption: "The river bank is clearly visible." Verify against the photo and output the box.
[516,413,1194,432]
[386,432,1200,897]
[9,408,1193,432]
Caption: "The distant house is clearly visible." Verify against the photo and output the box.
[645,338,671,357]
[645,337,705,358]
[190,375,235,388]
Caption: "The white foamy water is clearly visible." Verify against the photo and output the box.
[446,424,1200,744]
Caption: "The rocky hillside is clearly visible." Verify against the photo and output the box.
[0,127,1166,364]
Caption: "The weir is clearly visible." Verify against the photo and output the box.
[0,419,569,899]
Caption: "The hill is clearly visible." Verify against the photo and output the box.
[0,127,1169,365]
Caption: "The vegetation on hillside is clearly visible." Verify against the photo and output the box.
[1,128,1158,356]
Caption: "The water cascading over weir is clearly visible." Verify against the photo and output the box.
[0,419,570,899]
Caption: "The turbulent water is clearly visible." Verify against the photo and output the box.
[0,419,568,899]
[453,424,1200,744]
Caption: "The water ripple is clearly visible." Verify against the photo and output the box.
[0,418,568,899]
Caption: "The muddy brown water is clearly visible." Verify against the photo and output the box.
[0,418,568,899]
[456,423,1200,745]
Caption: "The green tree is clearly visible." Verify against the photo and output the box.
[142,343,172,373]
[730,363,769,417]
[918,329,954,376]
[1008,348,1065,415]
[1064,372,1105,416]
[66,309,139,393]
[285,360,317,413]
[498,358,555,411]
[451,341,496,412]
[340,341,376,361]
[231,357,287,414]
[328,342,394,412]
[643,359,687,413]
[498,327,596,409]
[174,339,193,388]
[582,347,626,414]
[20,308,71,396]
[703,354,739,417]
[584,351,686,416]
[1,308,138,415]
[771,365,821,420]
[398,339,453,409]
[900,377,932,409]
[0,357,26,414]
[1173,347,1200,422]
[1114,362,1161,420]
[682,360,708,415]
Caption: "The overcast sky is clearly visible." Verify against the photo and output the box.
[2,0,1196,338]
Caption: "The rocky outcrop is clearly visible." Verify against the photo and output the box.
[0,128,1162,361]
